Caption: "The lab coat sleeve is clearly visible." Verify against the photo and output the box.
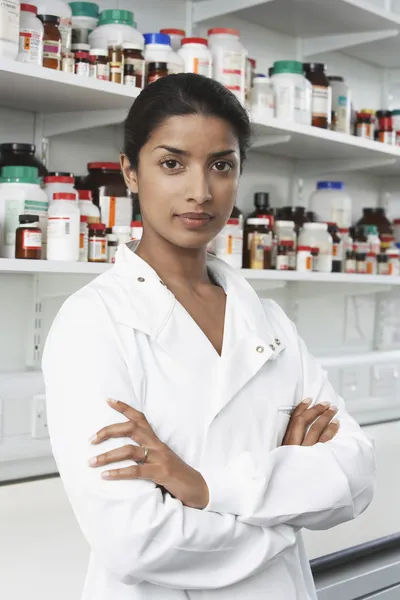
[203,301,376,530]
[42,292,297,589]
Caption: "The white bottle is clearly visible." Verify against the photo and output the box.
[78,189,100,224]
[271,60,305,124]
[47,192,80,261]
[144,32,184,75]
[214,217,243,269]
[18,4,44,65]
[160,28,185,52]
[303,76,313,126]
[131,220,143,240]
[250,75,275,122]
[298,223,333,273]
[112,225,131,246]
[0,0,19,59]
[0,166,48,258]
[328,76,351,135]
[208,28,247,105]
[309,181,352,229]
[178,37,212,77]
[44,173,76,205]
[37,0,72,53]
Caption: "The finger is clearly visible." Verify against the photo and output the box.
[319,419,340,443]
[281,399,312,444]
[302,407,338,446]
[90,422,133,445]
[284,401,329,445]
[89,444,149,468]
[101,463,159,481]
[107,399,147,422]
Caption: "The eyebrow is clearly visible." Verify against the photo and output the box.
[154,145,237,159]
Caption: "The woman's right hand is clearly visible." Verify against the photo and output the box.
[282,399,339,446]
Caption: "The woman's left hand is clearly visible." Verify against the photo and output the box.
[88,399,209,510]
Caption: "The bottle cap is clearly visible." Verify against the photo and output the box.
[53,192,76,200]
[144,33,171,46]
[1,165,39,184]
[317,181,344,190]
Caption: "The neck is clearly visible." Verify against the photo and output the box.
[135,227,210,288]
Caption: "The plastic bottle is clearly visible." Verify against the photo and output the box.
[70,2,99,48]
[18,4,44,65]
[131,220,143,240]
[0,1,20,59]
[78,189,100,224]
[272,60,305,124]
[44,173,76,205]
[47,192,80,261]
[298,223,332,272]
[208,28,246,105]
[0,166,48,258]
[328,76,351,134]
[89,9,144,50]
[250,75,275,122]
[178,37,212,77]
[215,211,243,269]
[309,181,352,229]
[144,32,184,75]
[160,28,185,52]
[37,0,72,53]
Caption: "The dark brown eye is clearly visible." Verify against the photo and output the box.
[162,159,180,169]
[212,161,232,172]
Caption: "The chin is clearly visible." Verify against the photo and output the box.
[165,231,212,251]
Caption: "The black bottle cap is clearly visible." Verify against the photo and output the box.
[0,143,35,154]
[38,14,61,25]
[19,214,39,224]
[254,192,269,208]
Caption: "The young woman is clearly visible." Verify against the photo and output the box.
[43,74,375,600]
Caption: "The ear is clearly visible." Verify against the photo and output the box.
[120,153,138,194]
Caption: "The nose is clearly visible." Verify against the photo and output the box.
[187,166,212,205]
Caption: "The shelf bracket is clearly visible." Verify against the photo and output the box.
[43,109,128,137]
[251,134,291,149]
[193,0,273,22]
[303,29,398,57]
[298,157,397,176]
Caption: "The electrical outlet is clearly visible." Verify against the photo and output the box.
[31,394,48,439]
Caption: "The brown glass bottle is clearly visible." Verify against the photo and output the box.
[277,206,307,233]
[148,62,168,84]
[15,215,42,259]
[303,63,332,129]
[247,192,273,220]
[38,14,61,70]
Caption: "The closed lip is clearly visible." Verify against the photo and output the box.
[177,212,213,219]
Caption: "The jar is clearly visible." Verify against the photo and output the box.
[327,223,342,272]
[214,217,243,269]
[159,28,185,52]
[377,253,389,275]
[178,37,212,78]
[112,225,131,246]
[15,215,42,260]
[387,248,400,276]
[123,43,145,88]
[82,162,130,229]
[0,143,47,177]
[75,50,90,76]
[144,32,184,76]
[393,219,400,244]
[38,14,61,69]
[276,241,292,271]
[355,112,374,139]
[296,245,312,272]
[70,1,99,48]
[356,252,367,274]
[44,173,76,205]
[88,222,107,262]
[244,217,273,269]
[328,76,351,134]
[277,206,307,233]
[89,9,144,51]
[18,4,44,65]
[357,207,393,243]
[298,223,332,272]
[131,220,143,240]
[303,63,332,129]
[0,0,19,60]
[250,75,275,122]
[108,45,123,83]
[79,215,89,262]
[345,249,356,273]
[208,28,246,104]
[37,0,72,53]
[62,51,75,72]
[363,224,381,254]
[89,48,109,81]
[275,220,296,270]
[78,189,100,224]
[107,232,118,263]
[376,110,392,131]
[124,63,136,86]
[366,252,377,275]
[148,61,168,84]
[272,60,305,124]
[47,192,80,261]
[247,192,273,220]
[376,130,395,145]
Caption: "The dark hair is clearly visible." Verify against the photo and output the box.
[123,74,251,171]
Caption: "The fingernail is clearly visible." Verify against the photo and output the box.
[320,401,330,407]
[89,434,97,443]
[328,406,337,413]
[301,399,312,405]
[101,471,110,479]
[332,418,340,425]
[107,398,115,405]
[88,457,97,467]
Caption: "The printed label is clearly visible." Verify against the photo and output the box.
[19,29,43,63]
[332,241,343,261]
[249,232,271,269]
[315,254,332,272]
[62,56,75,73]
[88,238,107,261]
[79,224,88,262]
[76,61,90,77]
[100,196,132,229]
[90,62,110,81]
[43,40,61,61]
[59,16,72,53]
[192,57,211,77]
[356,123,373,140]
[357,260,367,274]
[22,230,42,250]
[3,198,47,248]
[48,217,71,236]
[276,254,289,271]
[0,1,19,45]
[215,220,243,269]
[388,260,400,276]
[107,245,117,264]
[335,95,349,133]
[345,259,356,274]
[312,85,331,119]
[124,74,136,86]
[220,51,245,102]
[124,57,145,87]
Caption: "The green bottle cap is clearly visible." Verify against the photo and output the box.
[273,60,303,75]
[1,165,39,184]
[98,9,134,27]
[69,2,99,18]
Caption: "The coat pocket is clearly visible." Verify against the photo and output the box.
[274,406,293,447]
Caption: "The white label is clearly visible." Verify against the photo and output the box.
[131,227,143,240]
[215,221,243,269]
[107,245,117,264]
[90,62,110,81]
[125,57,145,87]
[62,56,75,73]
[22,230,42,249]
[79,223,88,262]
[3,198,47,249]
[276,254,289,270]
[335,95,350,133]
[100,196,132,229]
[0,1,19,45]
[76,62,90,77]
[124,74,136,86]
[88,237,107,261]
[275,83,303,122]
[191,57,211,77]
[48,217,71,237]
[59,16,72,53]
[18,28,43,63]
[312,85,331,118]
[315,254,332,272]
[219,51,245,103]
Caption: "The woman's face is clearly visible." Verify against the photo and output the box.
[121,114,241,249]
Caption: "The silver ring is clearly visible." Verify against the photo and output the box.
[136,446,149,465]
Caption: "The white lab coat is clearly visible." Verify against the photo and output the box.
[42,243,376,600]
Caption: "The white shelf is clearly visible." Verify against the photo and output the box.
[0,58,140,113]
[319,350,400,368]
[193,0,400,67]
[1,259,400,285]
[252,118,400,175]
